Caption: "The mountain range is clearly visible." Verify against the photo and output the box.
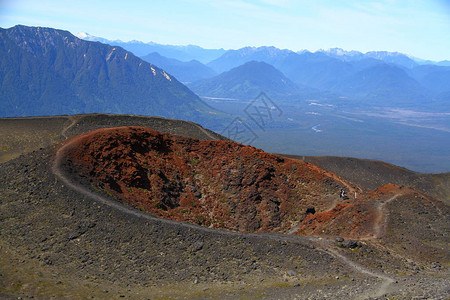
[319,48,419,68]
[0,25,222,127]
[0,26,449,298]
[204,46,448,108]
[76,32,450,110]
[76,32,226,63]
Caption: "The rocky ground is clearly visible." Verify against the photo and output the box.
[1,146,449,299]
[0,115,449,299]
[0,114,224,164]
[284,155,450,206]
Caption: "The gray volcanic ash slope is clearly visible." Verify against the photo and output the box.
[0,115,449,299]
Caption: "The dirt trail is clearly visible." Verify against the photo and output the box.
[286,157,361,236]
[52,134,321,244]
[288,189,403,296]
[371,193,402,239]
[307,237,397,299]
[193,122,219,140]
[61,115,83,139]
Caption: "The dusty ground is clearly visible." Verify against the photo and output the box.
[1,146,449,299]
[1,115,449,299]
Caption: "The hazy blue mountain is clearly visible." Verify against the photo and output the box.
[411,65,450,94]
[409,57,450,66]
[188,61,301,99]
[0,25,221,126]
[348,58,387,72]
[207,48,408,93]
[209,47,420,77]
[207,46,295,73]
[275,53,430,106]
[319,48,417,68]
[140,52,216,83]
[273,51,354,89]
[76,32,225,63]
[365,51,417,69]
[436,60,450,67]
[202,48,433,107]
[200,44,450,109]
[333,63,428,105]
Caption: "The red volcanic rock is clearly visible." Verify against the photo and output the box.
[295,201,377,238]
[295,184,411,239]
[62,126,351,233]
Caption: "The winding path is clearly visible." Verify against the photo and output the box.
[52,134,316,244]
[286,186,404,296]
[289,189,402,297]
[307,237,396,299]
[61,115,82,139]
[52,132,399,299]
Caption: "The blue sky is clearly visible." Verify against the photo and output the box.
[1,0,449,61]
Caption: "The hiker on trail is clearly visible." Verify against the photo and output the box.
[340,189,346,199]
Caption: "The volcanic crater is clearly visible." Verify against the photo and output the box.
[61,126,354,233]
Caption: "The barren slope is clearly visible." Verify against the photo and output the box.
[1,115,449,299]
[284,154,450,205]
[295,184,450,264]
[0,113,224,164]
[1,145,408,299]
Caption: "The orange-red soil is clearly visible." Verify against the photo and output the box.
[62,126,351,233]
[295,184,409,239]
[296,200,378,238]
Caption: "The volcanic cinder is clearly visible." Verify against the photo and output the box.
[61,126,354,233]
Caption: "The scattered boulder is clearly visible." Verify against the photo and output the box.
[306,207,316,215]
[337,238,362,249]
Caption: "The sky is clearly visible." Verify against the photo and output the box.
[0,0,449,61]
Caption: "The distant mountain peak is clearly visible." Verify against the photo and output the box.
[140,52,217,82]
[189,60,300,99]
[320,48,362,57]
[207,46,295,73]
[75,32,91,39]
[366,50,403,57]
[76,32,123,44]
